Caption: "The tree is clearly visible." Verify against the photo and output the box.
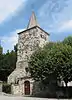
[29,42,72,88]
[63,36,72,47]
[44,42,55,50]
[14,44,18,61]
[29,42,57,85]
[1,50,16,81]
[0,46,3,54]
[0,46,3,69]
[0,45,17,81]
[49,43,72,87]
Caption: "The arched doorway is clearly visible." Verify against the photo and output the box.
[24,81,30,95]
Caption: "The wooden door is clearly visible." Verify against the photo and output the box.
[24,81,30,95]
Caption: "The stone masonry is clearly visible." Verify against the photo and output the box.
[8,12,49,95]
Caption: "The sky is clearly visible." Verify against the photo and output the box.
[0,0,72,53]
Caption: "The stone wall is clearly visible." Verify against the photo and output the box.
[11,78,34,96]
[11,84,20,95]
[8,26,49,95]
[17,27,48,69]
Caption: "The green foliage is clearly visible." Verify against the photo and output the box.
[0,46,3,55]
[44,42,55,50]
[2,50,16,71]
[29,40,72,86]
[0,46,4,79]
[29,42,57,84]
[48,43,72,86]
[63,36,72,47]
[0,46,3,61]
[2,82,11,94]
[29,48,48,81]
[14,44,18,61]
[0,45,17,81]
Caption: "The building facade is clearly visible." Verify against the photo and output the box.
[8,12,49,95]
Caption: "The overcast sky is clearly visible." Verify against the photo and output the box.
[0,0,72,53]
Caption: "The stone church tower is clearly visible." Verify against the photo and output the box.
[8,12,49,95]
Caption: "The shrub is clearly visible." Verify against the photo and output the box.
[2,82,11,94]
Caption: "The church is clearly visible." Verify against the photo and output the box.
[8,12,49,95]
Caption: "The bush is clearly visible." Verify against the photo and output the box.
[32,81,72,98]
[32,89,57,98]
[32,81,57,98]
[2,82,11,94]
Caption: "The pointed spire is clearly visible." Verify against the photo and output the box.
[27,12,39,29]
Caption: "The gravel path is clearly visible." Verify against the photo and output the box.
[0,93,70,100]
[0,95,52,100]
[0,96,70,100]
